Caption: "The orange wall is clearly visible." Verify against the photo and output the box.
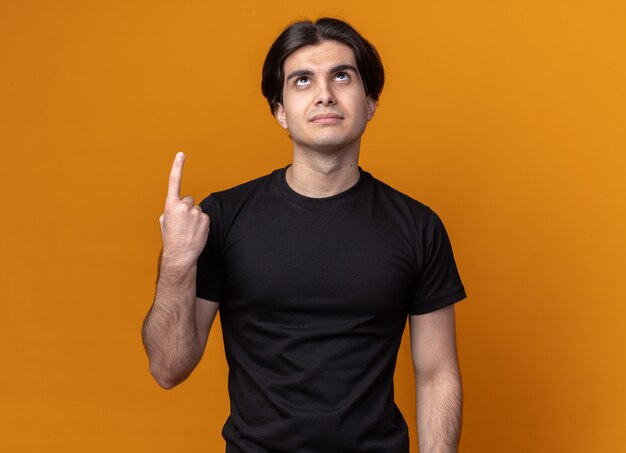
[1,1,625,452]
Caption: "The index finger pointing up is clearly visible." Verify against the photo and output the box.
[167,152,185,202]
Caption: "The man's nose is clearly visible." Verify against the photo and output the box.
[315,81,336,106]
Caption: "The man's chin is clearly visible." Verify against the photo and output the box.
[296,140,354,154]
[293,134,362,153]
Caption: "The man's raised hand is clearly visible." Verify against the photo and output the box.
[159,152,210,269]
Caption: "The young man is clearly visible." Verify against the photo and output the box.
[142,18,467,453]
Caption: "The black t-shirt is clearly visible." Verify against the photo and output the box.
[197,167,466,453]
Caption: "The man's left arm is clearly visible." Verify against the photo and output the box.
[410,304,463,453]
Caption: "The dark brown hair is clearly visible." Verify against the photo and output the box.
[261,17,385,114]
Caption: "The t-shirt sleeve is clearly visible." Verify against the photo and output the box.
[196,195,226,302]
[408,209,467,315]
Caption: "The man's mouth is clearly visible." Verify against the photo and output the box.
[310,113,344,124]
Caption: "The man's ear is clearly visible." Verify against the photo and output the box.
[366,96,377,121]
[274,103,289,130]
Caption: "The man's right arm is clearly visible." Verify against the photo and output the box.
[141,152,217,389]
[142,264,219,389]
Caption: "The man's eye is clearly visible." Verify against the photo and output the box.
[335,72,349,81]
[295,77,310,86]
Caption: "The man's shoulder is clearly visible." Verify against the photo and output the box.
[199,168,281,208]
[366,171,433,221]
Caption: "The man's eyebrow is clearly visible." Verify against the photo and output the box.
[286,69,314,82]
[285,65,359,82]
[330,64,359,74]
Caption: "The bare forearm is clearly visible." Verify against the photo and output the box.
[416,370,463,453]
[142,260,201,389]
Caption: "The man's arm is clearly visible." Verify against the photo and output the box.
[141,152,216,389]
[409,304,463,453]
[142,283,219,388]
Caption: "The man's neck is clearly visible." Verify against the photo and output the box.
[286,144,361,198]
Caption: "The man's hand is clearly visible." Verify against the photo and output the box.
[159,152,210,269]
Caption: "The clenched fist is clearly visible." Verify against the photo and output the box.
[159,152,210,268]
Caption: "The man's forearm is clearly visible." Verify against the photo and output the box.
[416,369,463,453]
[142,261,202,389]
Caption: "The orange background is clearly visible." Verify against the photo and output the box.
[1,1,625,452]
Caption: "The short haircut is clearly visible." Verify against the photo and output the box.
[261,17,385,114]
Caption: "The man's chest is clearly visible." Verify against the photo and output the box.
[218,204,417,317]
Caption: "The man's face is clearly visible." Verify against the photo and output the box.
[274,40,376,153]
